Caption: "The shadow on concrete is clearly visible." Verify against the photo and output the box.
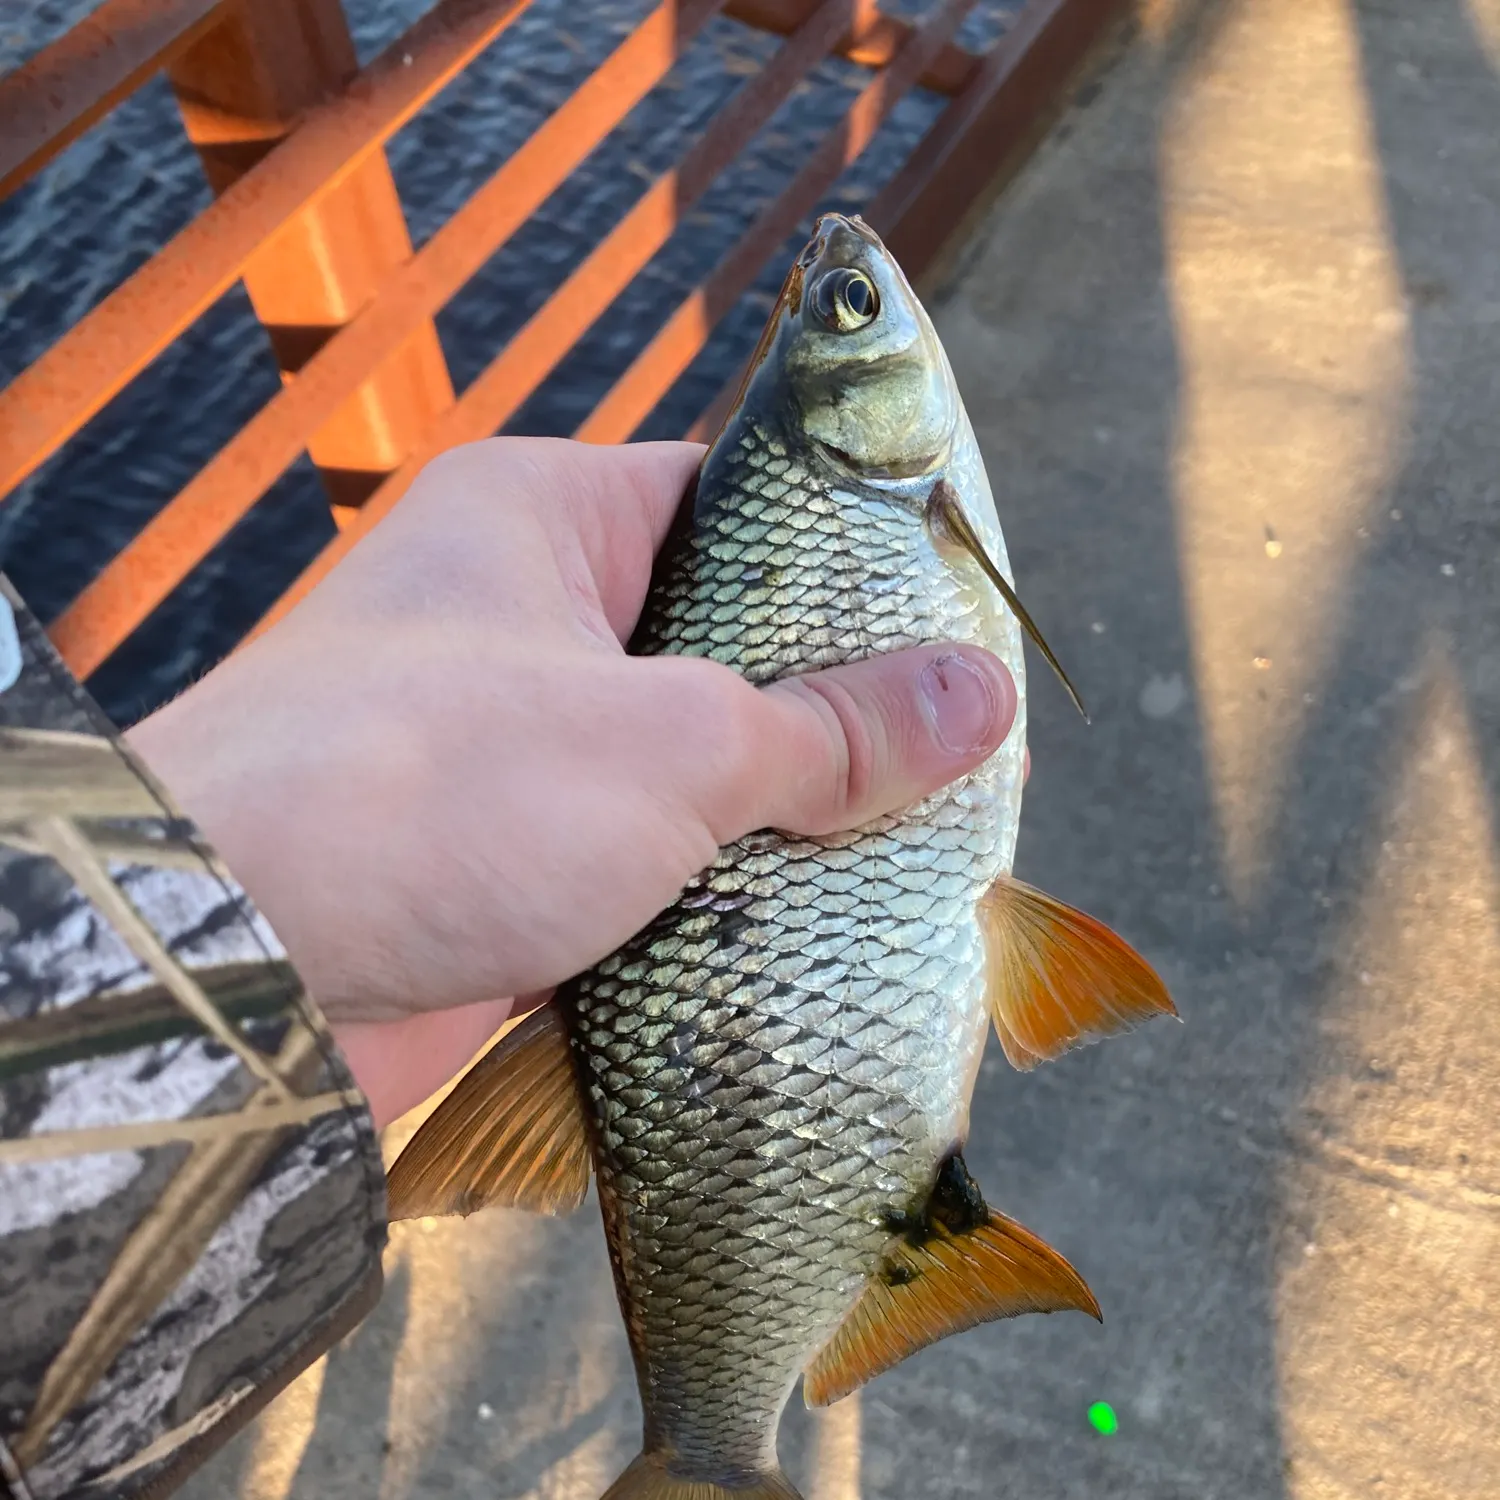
[283,1257,411,1497]
[1261,3,1500,1492]
[912,5,1292,1497]
[935,2,1500,1496]
[1309,0,1500,878]
[387,1212,637,1500]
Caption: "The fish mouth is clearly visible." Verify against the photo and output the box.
[799,211,885,267]
[796,218,1087,722]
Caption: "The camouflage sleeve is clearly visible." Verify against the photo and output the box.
[0,579,388,1500]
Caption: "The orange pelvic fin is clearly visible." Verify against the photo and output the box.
[602,1453,803,1500]
[978,876,1178,1070]
[387,1003,591,1220]
[803,1154,1100,1408]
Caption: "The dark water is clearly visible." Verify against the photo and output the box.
[0,0,1020,724]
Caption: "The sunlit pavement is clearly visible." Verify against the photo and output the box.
[183,2,1500,1494]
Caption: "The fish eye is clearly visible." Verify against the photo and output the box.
[811,268,879,333]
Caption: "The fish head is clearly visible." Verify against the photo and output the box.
[709,213,1087,719]
[729,213,959,483]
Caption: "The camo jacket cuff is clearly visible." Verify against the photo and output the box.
[0,580,388,1500]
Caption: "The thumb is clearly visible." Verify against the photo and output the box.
[708,644,1019,840]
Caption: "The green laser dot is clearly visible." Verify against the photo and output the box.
[1088,1402,1118,1436]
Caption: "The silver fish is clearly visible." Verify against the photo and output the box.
[390,213,1175,1500]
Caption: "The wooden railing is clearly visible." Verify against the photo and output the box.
[0,0,1125,682]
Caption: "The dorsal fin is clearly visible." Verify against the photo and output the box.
[387,1004,592,1220]
[978,876,1178,1071]
[803,1155,1100,1408]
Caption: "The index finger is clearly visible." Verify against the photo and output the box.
[557,440,706,641]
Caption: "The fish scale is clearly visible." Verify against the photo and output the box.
[562,375,1022,1483]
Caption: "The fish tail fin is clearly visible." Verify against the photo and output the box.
[602,1453,803,1500]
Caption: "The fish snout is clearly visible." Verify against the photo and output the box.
[804,213,884,272]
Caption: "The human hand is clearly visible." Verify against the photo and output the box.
[128,439,1019,1127]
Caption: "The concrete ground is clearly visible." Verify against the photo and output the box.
[182,1,1500,1495]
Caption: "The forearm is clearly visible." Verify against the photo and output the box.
[122,642,514,1129]
[0,580,386,1500]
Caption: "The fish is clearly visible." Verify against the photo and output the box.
[388,213,1176,1499]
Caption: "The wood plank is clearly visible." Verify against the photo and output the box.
[575,0,980,444]
[725,0,982,96]
[169,0,455,519]
[248,0,979,639]
[873,0,1129,280]
[48,0,729,678]
[0,0,231,199]
[0,0,536,505]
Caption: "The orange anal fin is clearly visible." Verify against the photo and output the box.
[803,1155,1101,1408]
[978,876,1178,1071]
[387,1003,591,1221]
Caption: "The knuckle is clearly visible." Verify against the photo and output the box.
[414,439,489,490]
[776,671,877,830]
[806,674,877,817]
[666,660,767,837]
[662,658,756,763]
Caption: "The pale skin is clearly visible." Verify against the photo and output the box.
[128,439,1024,1129]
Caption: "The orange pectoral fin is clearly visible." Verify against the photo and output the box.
[387,1003,592,1221]
[978,876,1178,1071]
[804,1159,1100,1407]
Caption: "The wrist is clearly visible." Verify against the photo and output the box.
[126,675,518,1129]
[125,670,354,1018]
[331,1000,512,1129]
